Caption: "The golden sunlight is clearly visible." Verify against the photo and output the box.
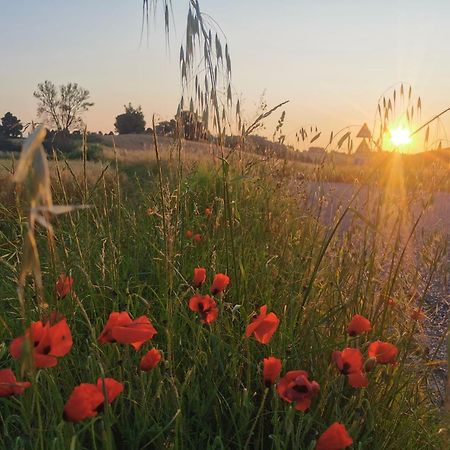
[390,126,412,147]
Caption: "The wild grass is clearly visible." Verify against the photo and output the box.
[0,132,448,449]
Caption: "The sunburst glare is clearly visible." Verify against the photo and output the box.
[390,126,412,147]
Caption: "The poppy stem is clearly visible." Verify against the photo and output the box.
[243,387,269,450]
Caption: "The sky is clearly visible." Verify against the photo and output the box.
[1,0,450,149]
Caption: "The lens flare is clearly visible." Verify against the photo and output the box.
[390,127,411,146]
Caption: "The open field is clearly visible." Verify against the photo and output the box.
[0,132,449,449]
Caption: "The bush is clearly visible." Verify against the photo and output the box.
[0,135,22,153]
[42,134,103,161]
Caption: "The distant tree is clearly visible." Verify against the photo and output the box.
[0,112,23,138]
[178,110,208,141]
[114,104,146,134]
[155,119,176,137]
[34,80,94,133]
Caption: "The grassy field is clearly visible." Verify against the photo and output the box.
[0,133,449,449]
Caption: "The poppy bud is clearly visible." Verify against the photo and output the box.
[411,308,425,321]
[263,357,282,386]
[386,298,396,307]
[56,273,73,299]
[364,356,377,372]
[193,267,207,288]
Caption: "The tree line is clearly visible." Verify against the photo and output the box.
[1,80,210,139]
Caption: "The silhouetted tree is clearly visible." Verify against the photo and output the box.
[114,104,146,134]
[155,119,176,136]
[34,81,94,132]
[0,112,23,138]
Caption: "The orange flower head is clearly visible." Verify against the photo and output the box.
[211,273,230,295]
[140,348,162,371]
[263,357,282,386]
[10,318,73,368]
[193,233,202,243]
[146,207,156,216]
[185,230,193,239]
[277,370,320,411]
[368,340,398,364]
[98,312,157,351]
[316,422,353,450]
[0,369,31,397]
[193,267,207,288]
[56,273,73,299]
[205,207,212,217]
[347,314,371,336]
[245,305,279,344]
[189,294,219,324]
[332,348,368,388]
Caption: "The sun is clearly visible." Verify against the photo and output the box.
[390,126,412,146]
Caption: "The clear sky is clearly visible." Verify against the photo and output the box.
[1,0,450,148]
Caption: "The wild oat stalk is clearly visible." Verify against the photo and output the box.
[12,126,88,317]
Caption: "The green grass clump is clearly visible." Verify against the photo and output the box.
[0,148,447,449]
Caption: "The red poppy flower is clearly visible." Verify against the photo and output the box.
[185,230,193,238]
[193,267,207,288]
[347,314,371,336]
[96,377,124,404]
[210,273,230,295]
[316,422,353,450]
[277,370,320,411]
[386,298,396,307]
[411,308,425,321]
[245,305,279,344]
[263,356,282,386]
[10,318,73,368]
[146,207,156,216]
[140,348,162,371]
[189,294,219,324]
[98,312,157,350]
[0,369,31,397]
[368,341,398,364]
[64,383,105,423]
[56,273,73,299]
[193,234,202,243]
[205,207,212,217]
[332,348,368,388]
[64,377,123,423]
